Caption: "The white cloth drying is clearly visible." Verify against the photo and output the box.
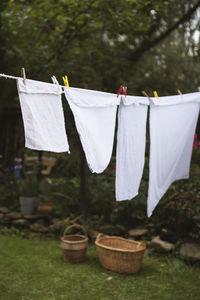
[148,92,200,217]
[17,78,70,153]
[64,87,120,173]
[116,95,149,201]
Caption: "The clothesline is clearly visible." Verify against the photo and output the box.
[0,72,66,90]
[0,73,20,80]
[0,72,129,98]
[0,72,186,97]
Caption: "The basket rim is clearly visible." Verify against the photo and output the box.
[61,234,88,244]
[95,235,146,253]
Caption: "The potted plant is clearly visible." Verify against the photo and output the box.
[17,172,39,215]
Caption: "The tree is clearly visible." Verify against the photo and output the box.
[0,0,199,218]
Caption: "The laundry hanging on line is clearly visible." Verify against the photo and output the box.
[115,95,148,201]
[17,78,70,153]
[64,87,120,173]
[147,92,200,217]
[0,72,200,217]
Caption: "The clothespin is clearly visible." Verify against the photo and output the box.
[141,90,150,99]
[123,86,127,97]
[153,91,159,98]
[21,67,26,85]
[62,75,70,89]
[117,86,127,98]
[177,89,182,95]
[117,85,123,97]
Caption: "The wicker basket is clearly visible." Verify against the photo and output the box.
[95,233,146,274]
[61,224,88,263]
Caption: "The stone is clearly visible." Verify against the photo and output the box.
[30,223,49,233]
[180,243,200,261]
[0,207,10,214]
[128,228,149,238]
[12,219,30,227]
[36,219,48,226]
[160,229,179,243]
[6,212,22,219]
[99,225,126,236]
[1,218,10,225]
[48,223,62,234]
[52,218,60,224]
[151,236,175,253]
[23,214,40,220]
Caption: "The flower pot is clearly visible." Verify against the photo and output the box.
[37,203,53,215]
[19,196,38,215]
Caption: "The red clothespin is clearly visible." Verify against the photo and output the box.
[117,85,123,97]
[123,86,127,97]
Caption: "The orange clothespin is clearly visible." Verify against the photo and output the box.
[21,67,26,85]
[153,91,159,98]
[62,75,70,89]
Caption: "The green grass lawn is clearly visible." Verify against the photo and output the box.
[0,235,200,300]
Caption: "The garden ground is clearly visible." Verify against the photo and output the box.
[0,234,200,300]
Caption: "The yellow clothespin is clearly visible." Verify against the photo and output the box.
[153,90,158,98]
[62,75,70,89]
[21,67,26,85]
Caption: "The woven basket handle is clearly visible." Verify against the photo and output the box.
[63,223,87,237]
[96,233,107,241]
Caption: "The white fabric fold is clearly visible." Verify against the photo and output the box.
[116,95,149,201]
[148,92,200,217]
[17,78,62,95]
[17,78,70,153]
[64,87,119,173]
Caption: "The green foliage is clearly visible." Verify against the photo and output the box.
[110,180,148,227]
[0,0,199,240]
[17,172,38,197]
[42,177,80,218]
[150,151,200,240]
[0,160,18,208]
[0,226,24,238]
[0,0,199,94]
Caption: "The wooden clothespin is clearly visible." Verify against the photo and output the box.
[62,75,70,89]
[153,91,159,98]
[21,67,26,85]
[141,90,150,99]
[177,89,182,95]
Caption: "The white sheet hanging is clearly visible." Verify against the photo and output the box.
[64,87,120,173]
[148,92,200,217]
[116,95,149,201]
[17,78,70,153]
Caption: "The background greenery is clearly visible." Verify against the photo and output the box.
[0,1,199,239]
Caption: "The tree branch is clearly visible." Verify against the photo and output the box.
[129,0,200,61]
[47,0,97,64]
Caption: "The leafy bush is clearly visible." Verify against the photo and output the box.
[17,172,39,197]
[150,152,200,240]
